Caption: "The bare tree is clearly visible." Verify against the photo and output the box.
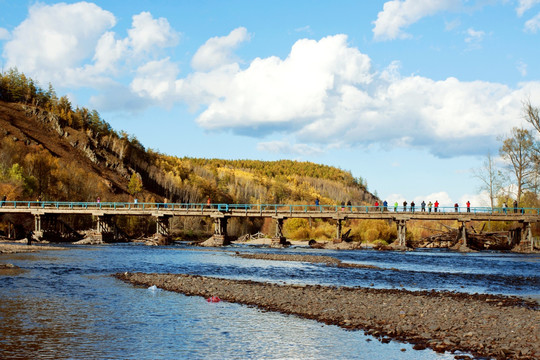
[499,127,535,203]
[523,99,540,134]
[473,151,503,208]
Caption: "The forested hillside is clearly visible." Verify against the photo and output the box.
[0,69,377,207]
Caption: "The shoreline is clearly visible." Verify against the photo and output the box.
[115,272,539,360]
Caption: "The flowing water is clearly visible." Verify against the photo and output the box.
[1,243,538,359]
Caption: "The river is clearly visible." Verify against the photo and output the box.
[1,243,539,359]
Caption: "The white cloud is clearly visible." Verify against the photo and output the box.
[128,12,179,55]
[516,0,540,16]
[162,33,540,159]
[464,28,486,44]
[458,192,491,208]
[372,0,460,41]
[178,34,372,131]
[131,58,179,105]
[3,2,115,77]
[1,2,178,102]
[524,12,540,33]
[0,28,10,40]
[256,140,323,156]
[191,27,250,72]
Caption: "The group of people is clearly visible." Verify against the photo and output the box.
[376,200,473,213]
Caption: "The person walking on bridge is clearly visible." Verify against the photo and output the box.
[403,201,407,212]
[454,203,459,212]
[428,201,432,212]
[513,200,518,214]
[410,201,415,213]
[466,201,470,213]
[421,200,426,212]
[394,201,398,212]
[434,200,439,212]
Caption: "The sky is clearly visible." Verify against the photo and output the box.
[1,0,540,207]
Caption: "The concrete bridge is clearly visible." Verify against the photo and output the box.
[0,201,538,250]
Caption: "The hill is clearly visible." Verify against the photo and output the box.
[0,69,377,208]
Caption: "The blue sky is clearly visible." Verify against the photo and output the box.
[1,0,540,206]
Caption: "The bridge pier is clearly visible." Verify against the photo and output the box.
[272,217,287,246]
[33,214,59,241]
[390,218,409,250]
[334,219,342,243]
[33,214,81,242]
[201,215,232,246]
[96,215,118,242]
[151,215,172,245]
[155,215,171,236]
[513,222,534,252]
[448,221,473,252]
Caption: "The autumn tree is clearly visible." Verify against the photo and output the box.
[128,173,143,196]
[499,127,537,203]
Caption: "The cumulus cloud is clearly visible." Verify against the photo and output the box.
[3,2,115,76]
[372,0,460,41]
[1,2,178,104]
[191,27,250,71]
[163,33,540,158]
[516,0,540,16]
[128,12,179,55]
[524,12,540,33]
[131,58,179,105]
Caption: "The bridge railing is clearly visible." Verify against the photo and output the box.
[0,201,539,215]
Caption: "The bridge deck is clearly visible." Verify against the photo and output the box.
[0,201,538,222]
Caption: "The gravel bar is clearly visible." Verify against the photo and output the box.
[114,272,539,360]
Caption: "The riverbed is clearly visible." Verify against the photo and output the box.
[1,243,538,359]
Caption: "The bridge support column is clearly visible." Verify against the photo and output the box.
[96,215,117,242]
[450,221,471,252]
[334,219,342,243]
[201,215,232,246]
[155,215,171,237]
[390,218,409,250]
[272,217,287,246]
[513,222,534,252]
[151,215,172,245]
[33,214,61,241]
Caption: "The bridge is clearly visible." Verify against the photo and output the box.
[0,201,538,250]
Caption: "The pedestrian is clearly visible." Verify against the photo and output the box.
[346,200,352,211]
[383,200,388,211]
[403,200,408,212]
[341,201,345,211]
[503,202,508,214]
[421,200,426,212]
[374,200,379,212]
[428,201,432,213]
[207,197,211,208]
[97,196,101,204]
[454,203,459,212]
[0,194,6,207]
[410,201,415,213]
[513,200,518,214]
[394,201,398,212]
[466,200,470,213]
[434,200,439,213]
[315,198,320,208]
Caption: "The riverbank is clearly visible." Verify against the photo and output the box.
[115,272,539,360]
